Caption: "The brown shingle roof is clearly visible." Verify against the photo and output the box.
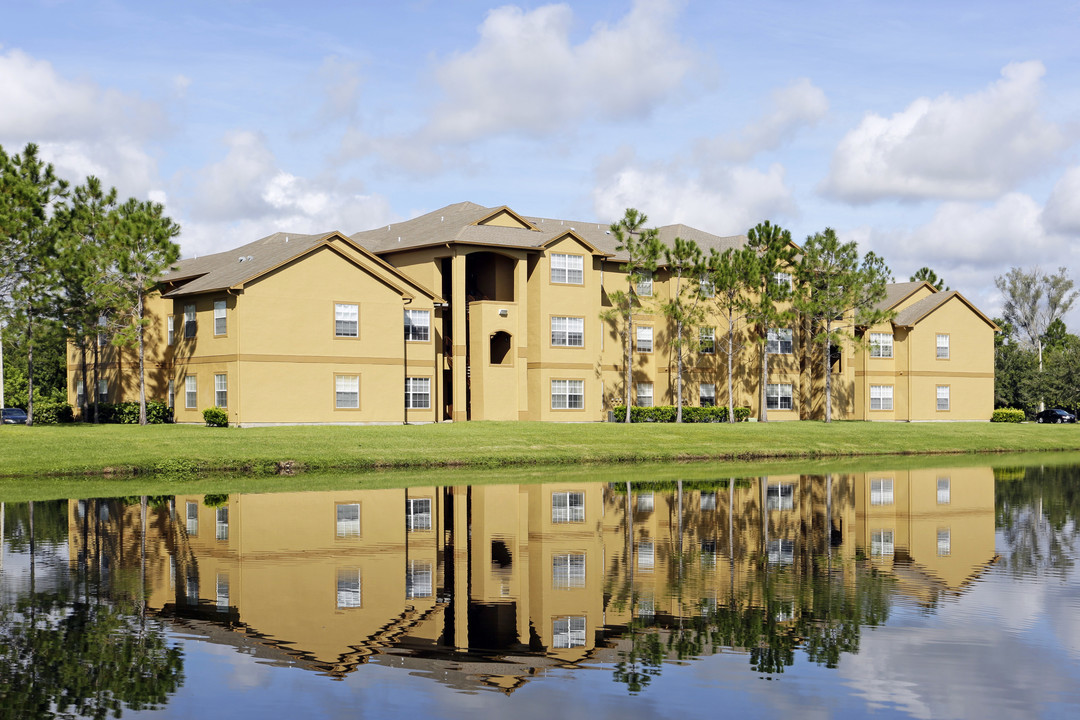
[874,281,931,313]
[892,291,999,330]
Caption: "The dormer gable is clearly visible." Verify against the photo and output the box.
[474,206,537,230]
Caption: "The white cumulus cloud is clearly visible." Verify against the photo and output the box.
[822,61,1069,203]
[422,0,696,143]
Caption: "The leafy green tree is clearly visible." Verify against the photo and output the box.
[1041,334,1080,413]
[744,221,797,422]
[109,199,180,425]
[995,266,1078,373]
[993,318,1039,413]
[662,237,706,421]
[705,246,757,423]
[602,208,662,422]
[1041,318,1068,353]
[794,228,892,422]
[910,266,949,291]
[0,144,69,425]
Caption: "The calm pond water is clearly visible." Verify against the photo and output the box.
[1,463,1078,719]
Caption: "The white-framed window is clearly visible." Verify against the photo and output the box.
[701,539,718,566]
[766,328,793,354]
[553,552,586,589]
[216,574,230,611]
[636,382,654,407]
[637,597,655,620]
[636,326,653,353]
[768,539,795,565]
[937,334,950,359]
[552,491,585,523]
[214,374,227,408]
[76,380,85,408]
[700,383,716,407]
[336,503,360,537]
[766,383,793,410]
[871,530,894,557]
[167,316,174,345]
[336,375,359,409]
[870,332,893,358]
[551,316,584,347]
[551,379,585,410]
[699,327,715,353]
[214,300,226,335]
[937,477,951,505]
[97,314,108,347]
[405,377,430,409]
[551,253,583,284]
[637,541,655,571]
[335,303,358,338]
[700,276,715,298]
[185,375,197,409]
[167,380,174,410]
[766,483,795,510]
[870,385,893,410]
[636,269,653,296]
[553,616,586,649]
[937,385,950,411]
[216,506,229,541]
[336,569,361,608]
[406,498,432,531]
[184,304,196,338]
[700,492,717,510]
[937,528,951,556]
[773,271,792,291]
[637,492,654,512]
[97,379,108,403]
[186,501,198,536]
[405,309,430,341]
[407,561,433,598]
[871,478,894,506]
[185,574,199,604]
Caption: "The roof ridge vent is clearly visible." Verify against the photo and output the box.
[285,235,289,242]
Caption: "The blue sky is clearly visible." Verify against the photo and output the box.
[3,0,1080,322]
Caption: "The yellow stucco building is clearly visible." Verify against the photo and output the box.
[67,201,996,424]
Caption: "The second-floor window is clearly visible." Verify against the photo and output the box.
[636,326,653,353]
[405,309,430,341]
[214,300,226,335]
[551,253,583,284]
[167,316,174,345]
[766,328,793,354]
[937,333,950,359]
[184,304,196,338]
[335,303,358,337]
[699,327,715,353]
[551,316,584,347]
[870,332,893,358]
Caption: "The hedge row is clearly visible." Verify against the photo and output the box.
[991,408,1026,423]
[30,400,75,425]
[89,401,173,424]
[612,405,751,423]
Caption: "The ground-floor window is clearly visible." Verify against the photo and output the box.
[406,497,431,531]
[553,553,586,589]
[766,383,793,410]
[214,374,227,408]
[551,379,584,409]
[636,382,654,407]
[552,491,585,523]
[553,616,586,648]
[185,376,197,409]
[336,569,361,608]
[336,375,360,409]
[405,377,430,409]
[937,385,950,411]
[700,383,715,407]
[870,384,893,410]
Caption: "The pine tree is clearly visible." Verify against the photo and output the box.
[110,198,180,425]
[662,237,705,422]
[705,246,757,423]
[744,221,796,422]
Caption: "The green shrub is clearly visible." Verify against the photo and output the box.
[991,408,1026,423]
[611,405,751,423]
[202,406,229,427]
[31,400,74,425]
[94,401,173,424]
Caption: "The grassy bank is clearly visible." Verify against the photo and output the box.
[2,420,1080,479]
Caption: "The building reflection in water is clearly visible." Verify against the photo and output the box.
[49,468,996,693]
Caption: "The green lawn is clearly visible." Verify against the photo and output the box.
[2,420,1079,480]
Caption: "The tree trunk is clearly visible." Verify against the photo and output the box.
[824,330,832,423]
[92,340,100,424]
[625,304,633,423]
[26,305,34,426]
[79,341,89,421]
[760,341,769,422]
[727,326,735,423]
[138,290,147,425]
[676,317,683,422]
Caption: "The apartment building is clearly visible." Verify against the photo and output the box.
[67,201,996,424]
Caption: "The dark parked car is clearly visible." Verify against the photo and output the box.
[1,408,28,424]
[1035,408,1077,424]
